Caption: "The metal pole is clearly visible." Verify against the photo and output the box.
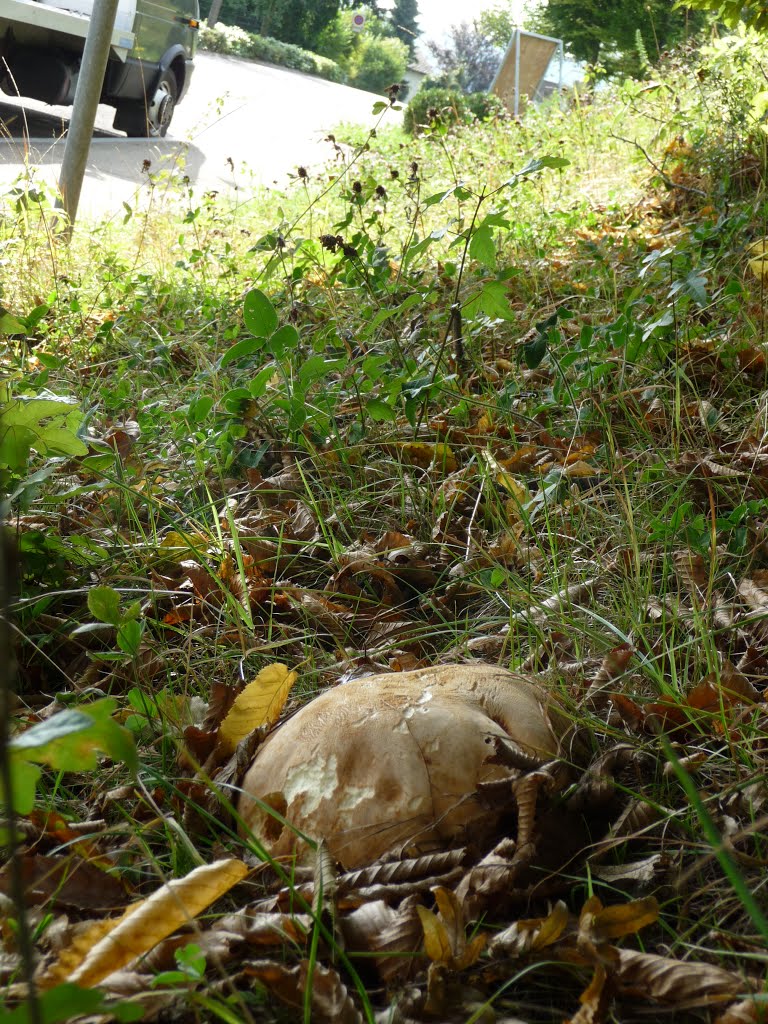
[513,29,520,117]
[55,0,120,231]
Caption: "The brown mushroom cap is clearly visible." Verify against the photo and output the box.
[238,664,565,870]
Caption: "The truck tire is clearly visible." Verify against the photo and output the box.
[115,68,178,138]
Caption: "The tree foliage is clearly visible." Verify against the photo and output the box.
[683,0,768,32]
[199,0,341,50]
[524,0,706,72]
[348,33,409,92]
[391,0,421,56]
[426,21,500,93]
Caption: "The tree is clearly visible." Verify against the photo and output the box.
[349,34,409,92]
[426,21,501,93]
[524,0,706,72]
[257,0,340,49]
[391,0,420,56]
[477,3,516,49]
[684,0,768,32]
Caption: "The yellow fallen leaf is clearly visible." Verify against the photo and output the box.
[397,442,458,473]
[417,905,453,964]
[747,239,768,279]
[563,460,601,479]
[531,899,569,950]
[582,896,659,944]
[482,450,529,516]
[219,663,297,753]
[58,859,248,989]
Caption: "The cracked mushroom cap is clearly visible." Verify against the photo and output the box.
[238,665,568,870]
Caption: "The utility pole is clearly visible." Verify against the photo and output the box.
[56,0,120,232]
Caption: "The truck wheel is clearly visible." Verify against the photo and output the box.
[115,69,178,138]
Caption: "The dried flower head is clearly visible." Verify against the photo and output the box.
[375,185,387,199]
[352,180,363,194]
[297,166,308,179]
[390,168,399,179]
[386,82,401,102]
[320,234,341,252]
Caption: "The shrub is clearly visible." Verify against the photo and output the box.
[403,86,507,134]
[348,35,409,95]
[465,91,507,122]
[198,22,345,82]
[403,86,466,134]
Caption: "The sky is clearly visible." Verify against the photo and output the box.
[414,0,524,41]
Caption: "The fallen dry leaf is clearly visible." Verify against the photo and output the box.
[44,858,248,988]
[218,663,297,753]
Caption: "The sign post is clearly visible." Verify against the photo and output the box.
[55,0,120,233]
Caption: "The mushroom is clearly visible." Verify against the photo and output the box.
[238,665,570,871]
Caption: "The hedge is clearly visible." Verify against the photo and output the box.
[199,22,345,83]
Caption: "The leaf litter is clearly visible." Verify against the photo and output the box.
[6,42,768,1024]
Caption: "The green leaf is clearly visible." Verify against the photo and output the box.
[463,281,514,321]
[469,224,496,269]
[117,619,143,656]
[87,586,122,626]
[249,365,277,398]
[0,757,41,815]
[0,395,87,470]
[243,288,278,338]
[0,308,26,334]
[267,324,299,358]
[221,337,264,367]
[366,398,396,422]
[506,155,569,187]
[9,698,138,774]
[188,396,214,422]
[222,388,253,414]
[522,331,548,369]
[298,356,345,386]
[0,983,143,1023]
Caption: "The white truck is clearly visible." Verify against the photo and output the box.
[0,0,199,136]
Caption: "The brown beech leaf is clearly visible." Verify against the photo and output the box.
[714,997,765,1023]
[218,663,297,753]
[616,948,748,1007]
[488,900,569,957]
[245,959,364,1023]
[569,963,610,1024]
[0,853,128,911]
[342,896,423,982]
[45,859,248,988]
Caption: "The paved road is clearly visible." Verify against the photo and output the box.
[0,51,402,219]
